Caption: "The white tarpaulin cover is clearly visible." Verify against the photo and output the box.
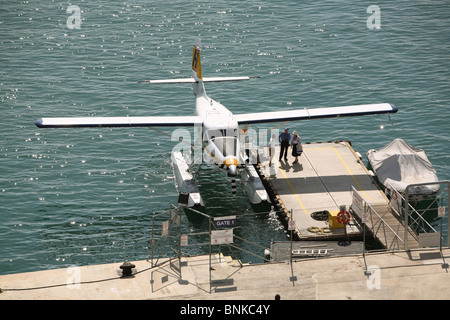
[367,138,439,196]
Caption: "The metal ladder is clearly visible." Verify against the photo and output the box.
[291,248,332,257]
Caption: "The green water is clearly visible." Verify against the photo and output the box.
[1,0,448,275]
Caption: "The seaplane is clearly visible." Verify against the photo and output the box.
[35,39,398,207]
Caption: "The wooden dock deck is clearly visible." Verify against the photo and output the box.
[258,140,419,248]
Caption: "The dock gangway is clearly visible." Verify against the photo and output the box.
[351,181,449,251]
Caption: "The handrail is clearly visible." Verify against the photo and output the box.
[403,180,449,250]
[351,186,404,251]
[148,204,280,293]
[367,201,404,250]
[387,188,438,240]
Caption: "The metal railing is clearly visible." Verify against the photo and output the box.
[351,186,404,251]
[402,181,449,250]
[368,202,405,251]
[147,203,277,293]
[183,205,273,265]
[148,205,184,268]
[352,183,449,252]
[387,187,438,241]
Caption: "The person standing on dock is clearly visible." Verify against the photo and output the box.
[290,130,303,163]
[279,128,290,161]
[268,133,277,166]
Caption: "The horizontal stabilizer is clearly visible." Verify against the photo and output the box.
[139,78,196,84]
[35,115,202,128]
[139,76,258,84]
[203,76,259,82]
[234,103,398,125]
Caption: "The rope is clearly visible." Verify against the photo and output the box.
[303,151,340,209]
[0,259,171,292]
[307,226,332,234]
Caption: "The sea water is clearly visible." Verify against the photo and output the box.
[0,0,448,275]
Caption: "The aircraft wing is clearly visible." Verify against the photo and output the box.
[233,103,398,125]
[35,115,203,128]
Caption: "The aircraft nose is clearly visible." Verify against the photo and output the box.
[228,165,237,177]
[224,157,238,176]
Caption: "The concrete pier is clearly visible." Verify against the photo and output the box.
[1,248,449,300]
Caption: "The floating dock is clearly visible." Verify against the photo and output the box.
[257,140,421,249]
[258,141,382,239]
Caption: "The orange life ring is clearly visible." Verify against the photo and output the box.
[337,210,350,224]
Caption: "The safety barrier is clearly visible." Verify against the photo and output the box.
[368,202,405,251]
[351,182,449,252]
[395,181,449,250]
[147,203,278,293]
[148,205,184,269]
[351,186,405,251]
[387,188,437,242]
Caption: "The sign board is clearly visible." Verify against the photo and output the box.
[352,186,370,223]
[351,187,364,217]
[170,210,181,226]
[438,206,446,218]
[288,220,296,231]
[418,232,441,248]
[213,216,236,228]
[162,220,169,237]
[390,189,402,214]
[211,229,233,245]
[361,208,370,224]
[180,234,188,247]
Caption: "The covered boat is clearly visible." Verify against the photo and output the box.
[367,138,439,198]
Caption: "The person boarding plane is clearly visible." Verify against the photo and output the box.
[35,39,398,207]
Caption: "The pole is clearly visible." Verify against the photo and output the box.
[363,221,366,258]
[447,185,450,248]
[290,209,293,266]
[151,213,155,267]
[404,188,409,251]
[178,207,182,279]
[290,229,293,265]
[440,204,443,253]
[209,216,212,294]
[363,221,371,276]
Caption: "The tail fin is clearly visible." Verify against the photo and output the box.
[192,39,203,81]
[139,39,258,86]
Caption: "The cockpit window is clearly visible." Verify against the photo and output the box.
[205,129,239,157]
[205,129,237,139]
[213,137,238,157]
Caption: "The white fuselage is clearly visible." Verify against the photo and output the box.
[193,82,240,176]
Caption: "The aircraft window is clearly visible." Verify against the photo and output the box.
[205,129,239,157]
[205,129,237,140]
[211,137,238,157]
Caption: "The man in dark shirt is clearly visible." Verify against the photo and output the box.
[278,128,290,161]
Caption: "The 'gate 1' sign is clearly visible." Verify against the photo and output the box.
[213,216,236,228]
